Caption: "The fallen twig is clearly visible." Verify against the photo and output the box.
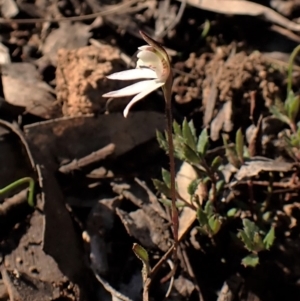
[0,189,28,217]
[0,0,143,24]
[59,143,115,174]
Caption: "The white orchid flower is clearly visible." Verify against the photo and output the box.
[102,31,172,118]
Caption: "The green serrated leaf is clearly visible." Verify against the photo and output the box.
[208,215,221,235]
[241,254,259,267]
[235,128,244,163]
[183,144,201,164]
[197,128,209,155]
[156,130,168,151]
[153,179,171,197]
[243,219,259,241]
[238,230,254,251]
[253,232,265,252]
[132,243,151,283]
[197,207,208,226]
[161,168,171,189]
[173,120,182,137]
[211,156,223,170]
[182,118,197,151]
[263,226,275,250]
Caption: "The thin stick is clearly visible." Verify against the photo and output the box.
[0,0,141,24]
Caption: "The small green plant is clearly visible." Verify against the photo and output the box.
[155,119,275,267]
[270,45,300,133]
[238,219,275,267]
[222,128,250,168]
[283,121,300,160]
[156,119,223,203]
[0,177,35,206]
[197,200,222,236]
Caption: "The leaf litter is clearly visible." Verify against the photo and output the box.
[1,0,300,300]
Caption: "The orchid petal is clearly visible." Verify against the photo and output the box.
[107,68,157,80]
[102,80,157,98]
[123,81,164,117]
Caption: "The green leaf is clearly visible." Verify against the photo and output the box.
[197,128,209,155]
[253,232,265,252]
[183,144,201,164]
[227,208,237,217]
[216,180,225,195]
[156,130,168,151]
[269,105,291,126]
[238,230,254,251]
[188,179,201,196]
[132,243,151,283]
[197,207,208,226]
[284,90,295,112]
[208,215,221,235]
[158,198,186,208]
[262,211,272,222]
[211,156,223,170]
[238,219,267,252]
[241,254,259,267]
[201,19,211,38]
[204,200,214,217]
[153,179,170,197]
[203,176,211,184]
[263,226,275,250]
[243,219,259,241]
[243,145,250,159]
[173,120,182,137]
[189,120,197,141]
[161,168,171,189]
[287,95,300,123]
[182,118,197,150]
[235,128,244,163]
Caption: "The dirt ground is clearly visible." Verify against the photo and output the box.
[2,0,300,300]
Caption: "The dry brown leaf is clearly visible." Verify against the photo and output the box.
[210,100,233,141]
[1,63,58,118]
[176,162,197,241]
[41,22,92,66]
[177,0,300,32]
[231,158,295,184]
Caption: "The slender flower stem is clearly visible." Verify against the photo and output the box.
[163,82,178,255]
